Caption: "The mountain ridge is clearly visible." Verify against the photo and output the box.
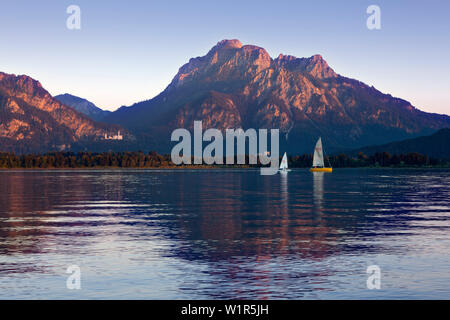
[2,39,449,154]
[103,39,450,154]
[55,93,111,121]
[349,128,450,159]
[0,72,123,153]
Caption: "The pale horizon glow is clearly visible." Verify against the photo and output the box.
[1,0,449,115]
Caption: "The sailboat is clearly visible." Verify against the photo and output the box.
[310,137,333,173]
[279,152,290,173]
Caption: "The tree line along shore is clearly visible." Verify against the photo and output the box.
[0,151,448,169]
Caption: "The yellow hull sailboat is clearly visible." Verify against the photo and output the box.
[310,167,333,173]
[309,137,333,173]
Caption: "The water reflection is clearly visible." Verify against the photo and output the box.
[0,169,449,299]
[280,171,288,202]
[313,172,324,212]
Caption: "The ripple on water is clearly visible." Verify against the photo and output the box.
[0,169,449,299]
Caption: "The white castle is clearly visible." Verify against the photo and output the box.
[104,131,123,140]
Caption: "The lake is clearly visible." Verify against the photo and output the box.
[0,168,449,299]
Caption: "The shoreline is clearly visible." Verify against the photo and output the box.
[0,166,449,171]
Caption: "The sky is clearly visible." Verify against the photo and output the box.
[1,0,449,115]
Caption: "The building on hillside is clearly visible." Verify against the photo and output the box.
[104,131,123,140]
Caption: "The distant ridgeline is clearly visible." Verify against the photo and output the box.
[2,40,450,155]
[349,128,450,159]
[0,151,448,169]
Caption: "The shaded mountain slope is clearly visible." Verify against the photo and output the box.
[104,39,450,154]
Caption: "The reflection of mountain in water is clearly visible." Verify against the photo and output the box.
[0,171,127,256]
[2,169,450,298]
[167,169,449,266]
[1,169,424,261]
[169,171,339,265]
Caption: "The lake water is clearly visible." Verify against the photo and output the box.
[0,168,449,299]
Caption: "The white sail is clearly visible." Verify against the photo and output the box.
[280,152,288,170]
[312,138,325,167]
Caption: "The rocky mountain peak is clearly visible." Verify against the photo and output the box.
[0,72,48,99]
[274,53,337,78]
[101,39,450,155]
[0,72,124,153]
[168,39,272,89]
[54,93,111,122]
[210,39,243,52]
[306,54,337,78]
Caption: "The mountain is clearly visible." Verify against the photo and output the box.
[0,72,123,153]
[54,93,110,121]
[349,128,450,159]
[104,39,450,154]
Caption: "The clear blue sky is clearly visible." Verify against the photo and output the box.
[1,0,449,115]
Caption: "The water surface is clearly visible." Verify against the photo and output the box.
[0,168,449,299]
